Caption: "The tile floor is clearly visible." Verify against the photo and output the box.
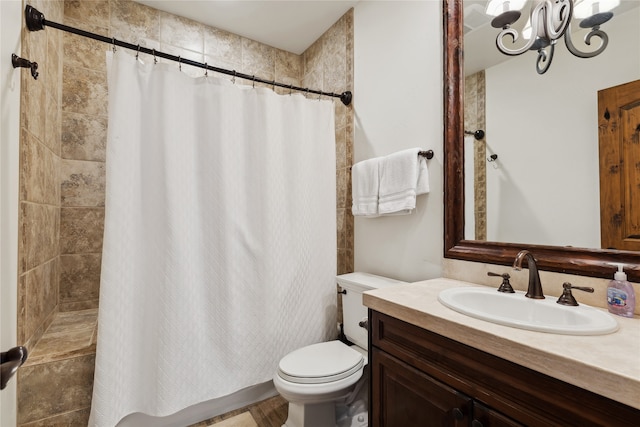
[189,395,288,427]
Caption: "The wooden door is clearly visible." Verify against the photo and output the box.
[598,79,640,250]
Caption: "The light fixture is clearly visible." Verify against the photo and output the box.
[488,0,619,74]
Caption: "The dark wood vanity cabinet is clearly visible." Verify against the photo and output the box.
[369,310,640,427]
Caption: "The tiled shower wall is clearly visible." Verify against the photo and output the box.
[58,0,354,312]
[18,0,64,363]
[464,71,486,240]
[17,0,353,424]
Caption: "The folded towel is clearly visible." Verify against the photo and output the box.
[378,148,430,215]
[351,157,381,216]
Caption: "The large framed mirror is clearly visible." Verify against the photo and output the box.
[443,0,640,281]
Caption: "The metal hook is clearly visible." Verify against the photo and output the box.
[252,75,256,88]
[232,70,236,84]
[112,37,116,53]
[204,63,208,77]
[289,84,293,95]
[178,56,182,71]
[135,44,140,60]
[272,80,276,91]
[152,49,157,64]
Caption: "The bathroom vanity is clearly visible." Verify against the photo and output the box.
[364,279,640,426]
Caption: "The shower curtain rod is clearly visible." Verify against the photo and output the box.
[22,5,353,106]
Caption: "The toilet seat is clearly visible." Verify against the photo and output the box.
[277,341,364,384]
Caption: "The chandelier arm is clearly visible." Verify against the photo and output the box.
[543,0,572,40]
[495,3,545,56]
[536,42,555,74]
[564,24,609,58]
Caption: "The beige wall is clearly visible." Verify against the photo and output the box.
[16,0,353,424]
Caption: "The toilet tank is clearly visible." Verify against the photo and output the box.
[337,272,405,349]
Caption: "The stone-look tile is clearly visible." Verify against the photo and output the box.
[19,203,60,274]
[60,159,105,207]
[275,49,302,82]
[158,43,205,78]
[335,127,348,170]
[20,131,60,206]
[20,407,91,427]
[60,254,101,304]
[59,299,99,312]
[60,207,105,254]
[63,20,110,72]
[204,26,242,65]
[303,38,323,78]
[45,31,62,112]
[242,39,275,81]
[334,101,348,132]
[62,66,108,117]
[160,11,204,53]
[44,92,61,155]
[63,0,109,28]
[336,168,351,209]
[110,0,161,43]
[21,70,47,144]
[18,258,59,348]
[17,354,95,425]
[27,309,98,365]
[61,111,107,161]
[337,248,354,275]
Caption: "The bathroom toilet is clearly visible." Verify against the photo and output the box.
[273,272,405,427]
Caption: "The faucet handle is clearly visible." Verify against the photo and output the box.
[487,272,515,293]
[556,282,595,306]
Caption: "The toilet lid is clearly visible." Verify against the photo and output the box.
[278,341,364,384]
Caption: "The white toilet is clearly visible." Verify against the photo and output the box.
[273,272,405,427]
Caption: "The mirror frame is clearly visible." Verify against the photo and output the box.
[443,0,640,281]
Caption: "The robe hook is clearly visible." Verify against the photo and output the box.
[465,129,485,140]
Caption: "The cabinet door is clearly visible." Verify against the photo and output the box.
[472,401,524,427]
[372,348,471,427]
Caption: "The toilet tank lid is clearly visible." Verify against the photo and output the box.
[336,272,406,292]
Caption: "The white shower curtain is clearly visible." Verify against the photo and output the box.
[90,52,337,427]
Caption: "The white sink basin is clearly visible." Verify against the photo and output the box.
[438,287,619,335]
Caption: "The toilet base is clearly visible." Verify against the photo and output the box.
[283,401,335,427]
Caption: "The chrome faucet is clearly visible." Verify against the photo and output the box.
[513,250,545,299]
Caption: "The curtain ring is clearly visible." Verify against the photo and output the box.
[289,84,293,95]
[178,56,182,71]
[135,44,140,60]
[112,37,116,53]
[232,70,236,84]
[204,63,208,77]
[252,75,256,88]
[272,80,276,91]
[152,49,157,64]
[318,92,322,101]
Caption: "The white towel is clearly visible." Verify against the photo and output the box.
[351,157,381,216]
[378,148,430,215]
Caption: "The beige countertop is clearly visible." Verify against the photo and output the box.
[363,278,640,410]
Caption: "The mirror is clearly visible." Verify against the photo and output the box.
[462,0,640,248]
[443,0,640,281]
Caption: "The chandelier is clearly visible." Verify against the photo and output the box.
[486,0,620,74]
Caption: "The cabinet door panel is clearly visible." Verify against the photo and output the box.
[372,347,470,427]
[473,401,524,427]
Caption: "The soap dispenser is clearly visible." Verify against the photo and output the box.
[607,263,635,318]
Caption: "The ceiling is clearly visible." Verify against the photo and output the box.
[135,0,359,55]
